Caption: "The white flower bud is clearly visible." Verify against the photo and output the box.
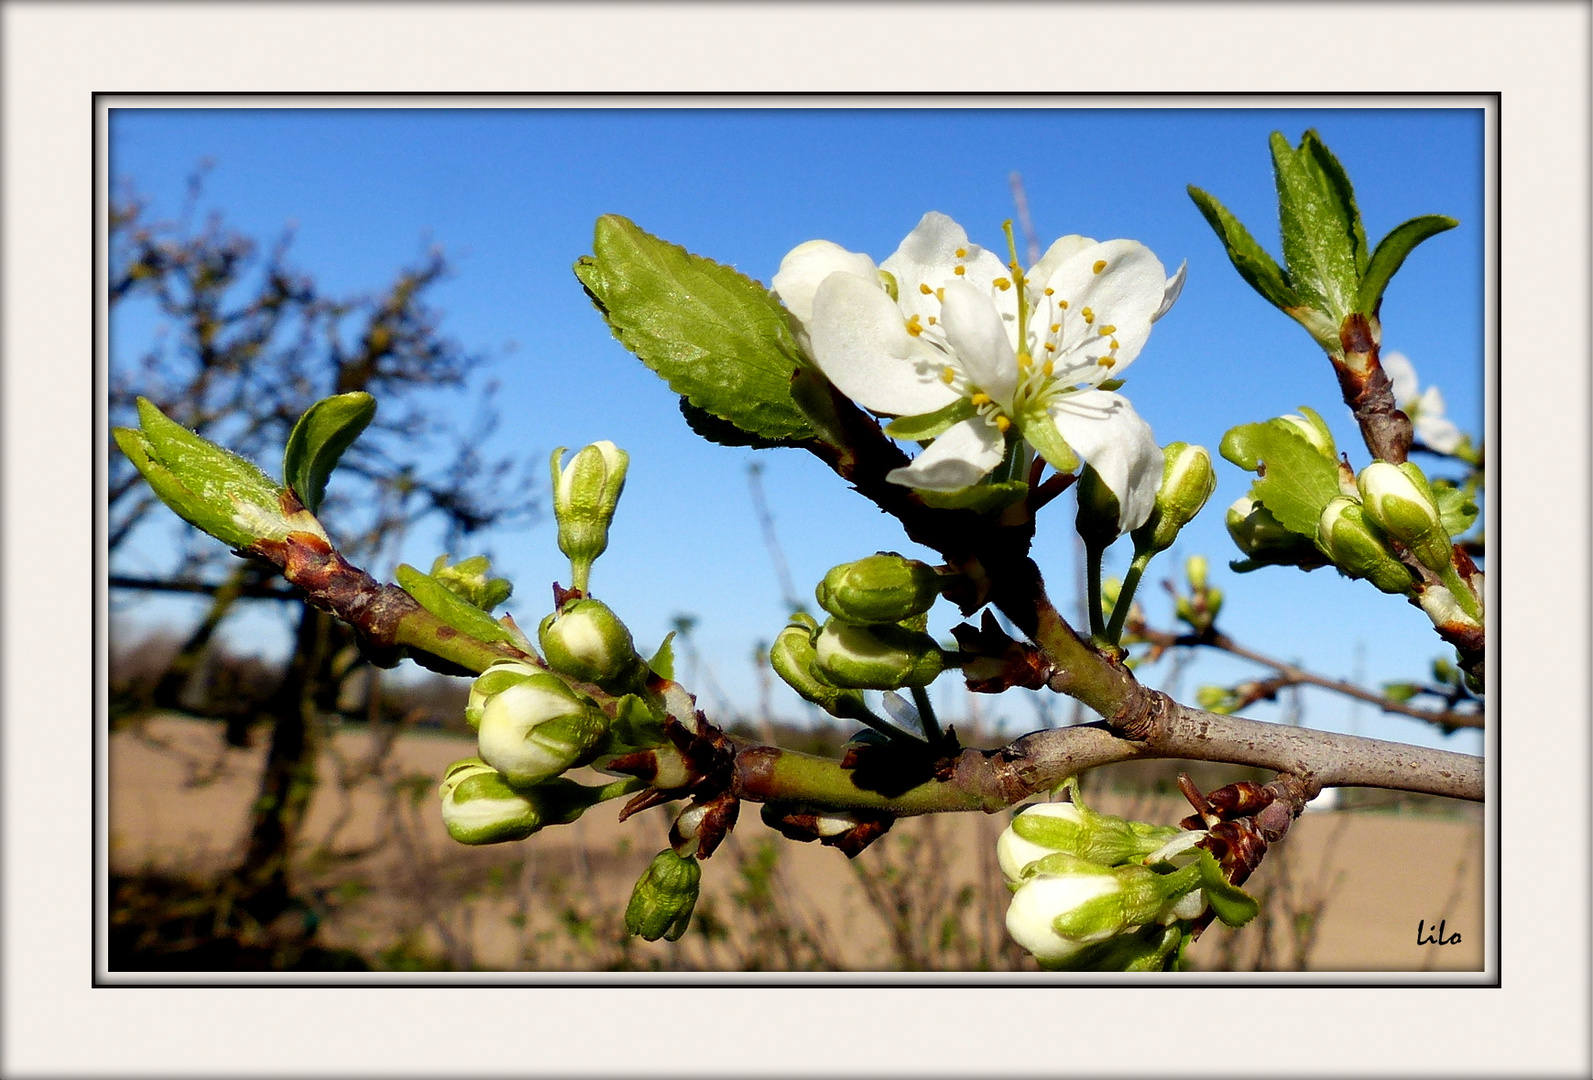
[476,672,609,788]
[1005,869,1123,964]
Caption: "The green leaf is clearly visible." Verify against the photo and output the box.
[679,398,803,449]
[1356,214,1459,316]
[282,392,377,514]
[1432,480,1479,538]
[1220,421,1343,536]
[648,632,676,681]
[1187,185,1299,312]
[884,398,977,441]
[1197,851,1260,928]
[916,480,1028,514]
[1270,131,1362,320]
[575,215,814,442]
[395,563,519,646]
[1302,130,1369,273]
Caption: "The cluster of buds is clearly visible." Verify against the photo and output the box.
[1172,555,1224,635]
[998,779,1223,971]
[771,555,952,701]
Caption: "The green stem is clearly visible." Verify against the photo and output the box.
[910,685,942,744]
[1105,549,1154,645]
[1086,542,1107,639]
[391,604,534,675]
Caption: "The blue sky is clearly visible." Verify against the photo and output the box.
[108,106,1485,755]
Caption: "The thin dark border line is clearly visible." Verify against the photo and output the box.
[94,90,1500,990]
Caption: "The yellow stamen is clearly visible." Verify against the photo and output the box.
[1042,360,1054,376]
[993,277,1011,290]
[970,392,992,406]
[953,265,966,276]
[1097,356,1114,367]
[905,314,923,337]
[1059,299,1069,309]
[941,367,955,384]
[1093,259,1107,274]
[1110,338,1119,350]
[927,315,937,325]
[994,415,1012,434]
[1099,324,1116,335]
[955,247,968,258]
[1044,342,1057,352]
[1050,323,1061,333]
[936,288,944,301]
[1018,353,1032,369]
[1044,287,1055,296]
[919,282,933,295]
[1082,307,1095,324]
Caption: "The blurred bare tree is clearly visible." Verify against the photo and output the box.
[108,167,535,940]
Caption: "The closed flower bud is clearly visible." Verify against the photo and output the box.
[1417,582,1483,632]
[465,659,543,731]
[624,849,701,942]
[769,619,869,719]
[476,671,610,787]
[815,554,942,625]
[1131,443,1217,556]
[998,782,1183,884]
[437,759,549,845]
[1357,461,1451,573]
[1005,853,1204,969]
[550,441,629,591]
[113,397,327,552]
[1185,555,1209,592]
[1074,464,1124,549]
[538,597,647,692]
[813,618,946,690]
[1226,497,1326,568]
[1317,496,1415,594]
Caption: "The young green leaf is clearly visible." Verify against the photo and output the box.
[1196,850,1260,928]
[1302,130,1369,273]
[1187,185,1299,312]
[282,392,377,514]
[575,215,814,443]
[1431,480,1479,538]
[679,398,804,450]
[1270,131,1361,321]
[648,632,676,681]
[1220,421,1344,537]
[884,398,978,441]
[916,480,1028,514]
[395,563,520,646]
[1356,214,1459,316]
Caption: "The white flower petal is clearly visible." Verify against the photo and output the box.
[1416,414,1464,454]
[885,416,1006,491]
[1382,350,1418,404]
[771,239,878,326]
[1153,260,1187,323]
[1050,390,1164,532]
[1035,239,1169,376]
[883,212,1014,340]
[1027,234,1096,298]
[807,272,961,416]
[939,280,1019,408]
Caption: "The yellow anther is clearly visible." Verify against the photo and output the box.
[905,314,923,337]
[1050,323,1061,333]
[955,247,968,258]
[1018,354,1032,369]
[970,392,992,406]
[953,265,966,276]
[1042,360,1054,376]
[1093,259,1107,274]
[993,277,1011,290]
[927,315,937,325]
[1097,356,1114,367]
[941,367,956,384]
[1082,307,1095,324]
[1059,299,1069,309]
[994,415,1012,434]
[1099,324,1116,335]
[919,282,933,295]
[1044,342,1057,352]
[936,288,944,301]
[1110,338,1120,351]
[1044,287,1055,296]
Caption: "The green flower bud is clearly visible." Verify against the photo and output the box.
[1357,462,1452,573]
[113,397,327,552]
[1204,587,1225,623]
[428,554,512,612]
[997,782,1183,883]
[1185,555,1209,592]
[476,671,610,787]
[538,597,647,692]
[550,441,629,591]
[1004,853,1203,969]
[464,659,543,731]
[1074,464,1124,549]
[1226,497,1325,568]
[815,554,942,625]
[1317,496,1415,594]
[437,758,556,845]
[625,849,701,942]
[812,618,946,690]
[1131,443,1217,556]
[769,618,870,719]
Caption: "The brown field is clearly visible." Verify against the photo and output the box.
[109,715,1485,973]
